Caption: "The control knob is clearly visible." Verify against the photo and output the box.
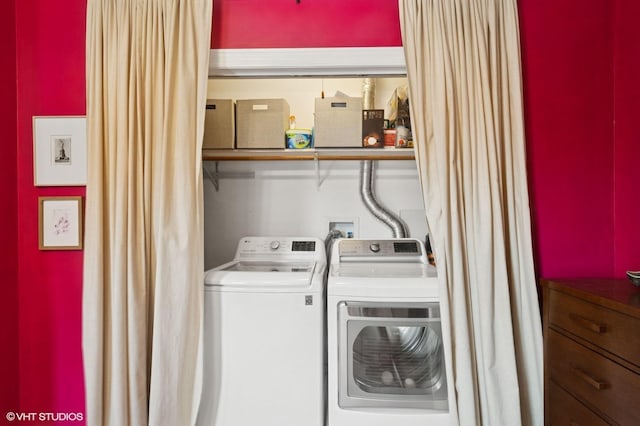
[369,243,380,253]
[270,240,280,250]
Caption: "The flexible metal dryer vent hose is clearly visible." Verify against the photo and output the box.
[360,160,407,238]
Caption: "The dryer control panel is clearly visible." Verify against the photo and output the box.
[339,239,424,258]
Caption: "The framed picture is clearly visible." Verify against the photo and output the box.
[38,196,84,250]
[33,116,87,186]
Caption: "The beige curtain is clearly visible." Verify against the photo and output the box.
[399,1,543,425]
[83,1,212,424]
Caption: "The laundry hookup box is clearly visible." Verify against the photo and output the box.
[203,99,235,149]
[313,97,363,147]
[236,98,290,149]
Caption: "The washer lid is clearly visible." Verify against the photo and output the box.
[222,261,313,273]
[205,260,317,288]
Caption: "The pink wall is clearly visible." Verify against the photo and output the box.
[211,0,402,48]
[15,0,86,421]
[8,0,639,423]
[0,0,19,419]
[613,0,640,276]
[519,0,639,279]
[519,0,616,278]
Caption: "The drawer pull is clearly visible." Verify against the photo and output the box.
[573,367,608,390]
[569,313,607,333]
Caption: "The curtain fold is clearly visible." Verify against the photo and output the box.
[83,1,212,424]
[398,1,543,425]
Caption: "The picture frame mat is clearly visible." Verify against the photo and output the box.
[38,196,84,250]
[33,116,87,186]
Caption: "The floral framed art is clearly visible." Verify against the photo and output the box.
[38,196,84,250]
[33,116,87,186]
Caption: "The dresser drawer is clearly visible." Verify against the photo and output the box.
[548,289,640,367]
[548,380,608,426]
[547,328,640,425]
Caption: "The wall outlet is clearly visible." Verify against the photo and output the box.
[328,218,357,238]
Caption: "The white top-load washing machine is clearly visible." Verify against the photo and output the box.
[327,238,452,426]
[197,236,326,426]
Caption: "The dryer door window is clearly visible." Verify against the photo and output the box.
[338,302,449,410]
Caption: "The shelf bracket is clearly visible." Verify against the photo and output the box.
[314,152,321,191]
[204,161,220,192]
[203,161,255,192]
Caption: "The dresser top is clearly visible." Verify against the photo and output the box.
[542,278,640,318]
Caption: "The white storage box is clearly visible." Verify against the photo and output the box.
[203,99,235,149]
[236,99,290,149]
[314,97,362,148]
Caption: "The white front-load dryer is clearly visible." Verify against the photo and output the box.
[327,238,452,426]
[197,236,326,426]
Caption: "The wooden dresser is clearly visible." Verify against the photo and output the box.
[542,279,640,425]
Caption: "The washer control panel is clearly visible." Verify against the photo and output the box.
[339,239,423,257]
[237,237,318,255]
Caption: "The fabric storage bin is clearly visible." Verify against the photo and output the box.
[236,99,290,149]
[203,99,235,149]
[314,97,363,147]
